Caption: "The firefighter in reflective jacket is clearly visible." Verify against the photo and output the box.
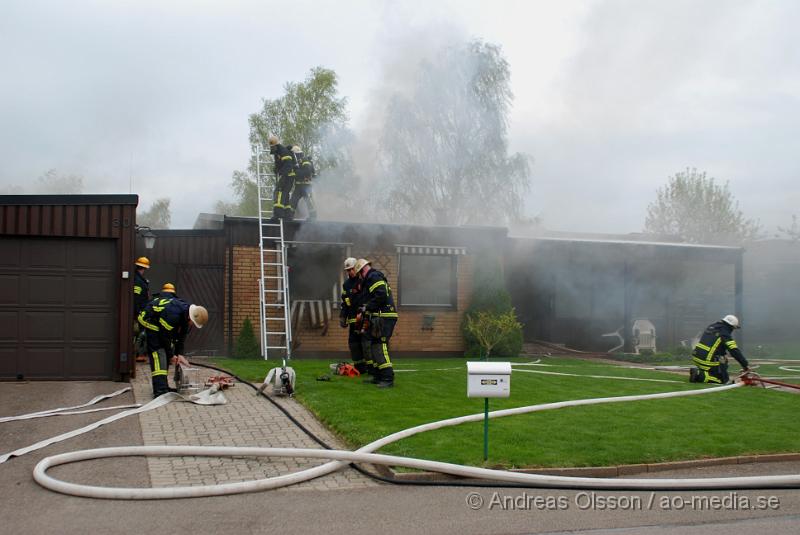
[268,134,296,220]
[138,283,209,397]
[288,146,317,221]
[355,258,398,388]
[690,315,749,384]
[339,257,373,376]
[133,257,151,362]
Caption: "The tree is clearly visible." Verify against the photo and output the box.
[644,168,761,245]
[234,317,261,359]
[34,169,84,193]
[217,67,351,216]
[777,215,800,242]
[137,198,171,229]
[378,40,531,226]
[465,310,523,359]
[462,254,523,358]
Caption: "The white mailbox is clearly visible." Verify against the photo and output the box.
[467,361,511,398]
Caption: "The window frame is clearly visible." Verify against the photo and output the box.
[397,253,459,309]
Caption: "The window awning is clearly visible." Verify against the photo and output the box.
[396,244,467,255]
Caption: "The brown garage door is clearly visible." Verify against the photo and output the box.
[0,237,117,380]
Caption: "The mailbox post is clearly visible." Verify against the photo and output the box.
[467,361,511,461]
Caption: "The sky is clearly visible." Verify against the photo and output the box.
[1,0,798,234]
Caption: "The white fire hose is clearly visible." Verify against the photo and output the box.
[32,381,800,499]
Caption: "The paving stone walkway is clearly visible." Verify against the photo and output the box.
[131,360,379,492]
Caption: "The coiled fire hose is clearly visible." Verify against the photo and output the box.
[32,380,800,499]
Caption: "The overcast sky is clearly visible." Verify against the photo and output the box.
[1,0,798,234]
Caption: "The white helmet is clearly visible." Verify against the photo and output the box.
[189,304,208,329]
[721,314,740,329]
[291,145,302,154]
[343,257,357,270]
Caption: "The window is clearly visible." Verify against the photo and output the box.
[398,252,461,307]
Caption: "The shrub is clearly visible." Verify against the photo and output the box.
[462,255,523,358]
[234,317,261,359]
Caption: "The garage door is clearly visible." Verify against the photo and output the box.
[0,237,117,380]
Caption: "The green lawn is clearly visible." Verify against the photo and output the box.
[207,356,800,469]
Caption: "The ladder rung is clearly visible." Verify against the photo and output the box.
[263,276,285,279]
[262,262,284,266]
[264,305,286,309]
[266,331,287,335]
[262,290,285,294]
[265,346,289,350]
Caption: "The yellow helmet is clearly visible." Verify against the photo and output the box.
[135,257,150,269]
[268,134,279,146]
[161,283,176,294]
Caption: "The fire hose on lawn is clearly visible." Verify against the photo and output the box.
[32,379,800,499]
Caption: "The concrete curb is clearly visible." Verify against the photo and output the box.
[387,452,800,481]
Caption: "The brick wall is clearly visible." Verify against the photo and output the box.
[225,246,475,356]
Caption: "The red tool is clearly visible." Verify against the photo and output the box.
[740,371,800,391]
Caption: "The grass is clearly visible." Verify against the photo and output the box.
[208,356,800,469]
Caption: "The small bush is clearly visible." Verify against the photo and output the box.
[234,317,261,359]
[462,256,523,358]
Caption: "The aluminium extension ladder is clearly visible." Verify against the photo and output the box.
[254,144,293,368]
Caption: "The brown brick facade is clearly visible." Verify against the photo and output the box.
[225,245,474,357]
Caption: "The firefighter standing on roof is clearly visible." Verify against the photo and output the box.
[339,257,373,377]
[138,282,209,397]
[268,134,296,220]
[288,145,317,221]
[690,314,749,384]
[133,257,151,362]
[355,258,397,388]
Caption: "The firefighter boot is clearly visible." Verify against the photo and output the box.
[152,375,171,398]
[375,367,394,388]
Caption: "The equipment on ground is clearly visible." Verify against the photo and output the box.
[257,366,296,397]
[174,364,202,396]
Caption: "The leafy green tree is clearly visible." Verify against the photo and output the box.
[644,168,761,245]
[137,197,171,229]
[378,40,531,226]
[217,67,351,216]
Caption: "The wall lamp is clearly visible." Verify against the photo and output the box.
[136,225,157,250]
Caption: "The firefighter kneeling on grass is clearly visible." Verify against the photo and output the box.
[138,283,209,398]
[689,314,749,384]
[355,258,397,388]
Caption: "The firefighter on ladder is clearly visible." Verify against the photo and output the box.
[138,282,209,397]
[689,314,750,384]
[268,134,296,221]
[288,145,317,221]
[133,257,151,363]
[339,257,373,377]
[355,258,397,388]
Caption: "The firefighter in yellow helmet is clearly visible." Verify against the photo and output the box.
[138,283,209,397]
[133,257,151,362]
